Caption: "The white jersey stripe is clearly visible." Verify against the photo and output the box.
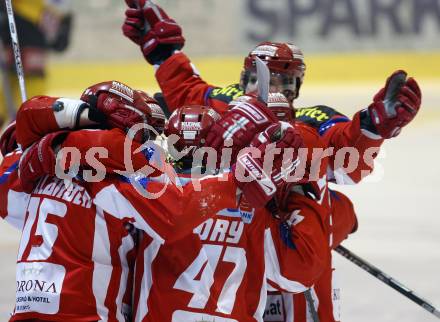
[94,184,165,244]
[92,208,113,322]
[115,234,135,322]
[264,229,308,294]
[135,238,162,322]
[283,292,294,322]
[253,269,268,322]
[6,190,29,230]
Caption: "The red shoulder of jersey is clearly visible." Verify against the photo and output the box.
[0,150,28,229]
[156,52,233,115]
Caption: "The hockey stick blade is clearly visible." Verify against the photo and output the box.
[335,245,440,319]
[383,70,407,117]
[255,57,269,104]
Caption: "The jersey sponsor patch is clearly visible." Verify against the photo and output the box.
[217,208,255,224]
[15,262,66,315]
[238,200,255,224]
[296,105,349,134]
[208,84,244,104]
[263,293,285,322]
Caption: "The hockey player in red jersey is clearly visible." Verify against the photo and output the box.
[130,105,330,322]
[121,2,422,321]
[0,85,246,322]
[13,90,333,322]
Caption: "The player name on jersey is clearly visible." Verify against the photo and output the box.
[33,176,92,208]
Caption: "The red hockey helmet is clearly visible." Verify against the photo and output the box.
[164,105,220,158]
[80,81,166,139]
[241,42,306,102]
[81,80,136,106]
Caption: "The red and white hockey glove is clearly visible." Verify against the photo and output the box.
[0,121,18,156]
[81,81,165,143]
[122,0,185,65]
[205,94,279,163]
[233,122,304,208]
[18,131,68,193]
[364,70,421,139]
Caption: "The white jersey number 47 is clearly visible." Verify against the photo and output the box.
[174,244,247,315]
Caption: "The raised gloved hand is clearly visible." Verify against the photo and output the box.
[364,70,421,139]
[18,131,68,193]
[0,121,18,156]
[205,94,279,163]
[81,81,165,142]
[234,122,304,208]
[122,0,185,65]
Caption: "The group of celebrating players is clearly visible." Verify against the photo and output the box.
[0,0,422,321]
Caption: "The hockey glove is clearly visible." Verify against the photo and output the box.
[19,131,69,193]
[363,70,422,139]
[233,122,304,208]
[122,0,185,65]
[205,94,280,163]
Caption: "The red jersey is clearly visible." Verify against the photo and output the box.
[264,190,357,322]
[0,150,28,230]
[156,52,383,184]
[132,172,329,322]
[56,131,330,322]
[12,91,333,321]
[0,134,234,322]
[154,52,382,322]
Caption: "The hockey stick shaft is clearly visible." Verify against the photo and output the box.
[134,0,151,34]
[4,0,27,102]
[335,245,440,319]
[304,289,320,322]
